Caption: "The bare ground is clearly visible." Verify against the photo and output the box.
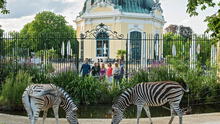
[0,113,220,124]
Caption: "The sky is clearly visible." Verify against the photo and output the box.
[0,0,219,34]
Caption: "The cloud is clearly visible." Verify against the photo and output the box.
[0,15,35,32]
[0,0,84,31]
[0,0,79,18]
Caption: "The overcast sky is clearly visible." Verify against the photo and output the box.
[0,0,218,34]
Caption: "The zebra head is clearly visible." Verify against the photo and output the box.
[66,107,79,124]
[111,106,123,124]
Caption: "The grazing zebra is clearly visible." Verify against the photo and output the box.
[22,84,79,124]
[111,81,189,124]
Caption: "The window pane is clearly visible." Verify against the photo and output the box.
[97,41,102,48]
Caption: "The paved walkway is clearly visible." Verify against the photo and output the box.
[0,113,220,124]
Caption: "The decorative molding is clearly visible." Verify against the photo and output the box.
[80,23,124,39]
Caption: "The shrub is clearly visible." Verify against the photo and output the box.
[0,70,32,109]
[52,71,110,105]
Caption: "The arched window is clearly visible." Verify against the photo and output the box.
[96,32,109,57]
[130,31,142,62]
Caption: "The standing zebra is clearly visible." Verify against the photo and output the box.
[22,84,79,124]
[111,81,189,124]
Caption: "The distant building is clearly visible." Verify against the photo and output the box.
[75,0,166,61]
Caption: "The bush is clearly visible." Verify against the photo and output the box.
[51,71,110,105]
[0,70,32,109]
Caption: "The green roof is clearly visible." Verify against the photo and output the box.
[81,0,155,14]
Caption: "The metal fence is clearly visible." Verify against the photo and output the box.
[0,32,217,79]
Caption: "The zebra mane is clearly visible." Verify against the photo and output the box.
[56,86,77,109]
[113,87,134,108]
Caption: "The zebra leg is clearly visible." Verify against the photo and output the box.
[136,105,143,124]
[22,90,32,123]
[170,103,183,124]
[42,109,48,124]
[30,99,41,124]
[53,105,60,124]
[168,106,176,124]
[143,106,153,124]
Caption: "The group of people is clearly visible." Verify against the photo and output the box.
[80,58,124,86]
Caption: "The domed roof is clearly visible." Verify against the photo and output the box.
[81,0,155,15]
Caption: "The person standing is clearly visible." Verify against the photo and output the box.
[113,62,120,87]
[80,58,91,77]
[106,63,113,83]
[119,60,125,82]
[99,63,106,80]
[91,62,100,78]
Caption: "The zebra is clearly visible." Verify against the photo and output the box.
[22,84,79,124]
[111,81,189,124]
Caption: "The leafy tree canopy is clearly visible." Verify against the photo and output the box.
[19,11,76,51]
[187,0,220,40]
[0,0,9,14]
[165,24,193,39]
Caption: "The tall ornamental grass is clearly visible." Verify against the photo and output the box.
[0,70,32,109]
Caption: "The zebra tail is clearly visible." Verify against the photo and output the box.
[179,80,189,93]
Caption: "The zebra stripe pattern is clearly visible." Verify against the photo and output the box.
[111,81,189,124]
[22,84,78,124]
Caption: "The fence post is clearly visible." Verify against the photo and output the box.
[76,40,79,73]
[190,34,196,69]
[217,40,220,83]
[125,34,128,80]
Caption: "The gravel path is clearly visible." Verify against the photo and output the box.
[0,113,220,124]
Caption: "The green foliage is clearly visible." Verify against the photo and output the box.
[205,11,220,41]
[0,71,32,108]
[52,71,110,105]
[18,11,77,52]
[117,49,126,60]
[36,49,58,59]
[163,33,213,67]
[186,0,219,41]
[0,0,9,14]
[187,0,216,16]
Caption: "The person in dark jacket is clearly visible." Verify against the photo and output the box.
[80,58,91,77]
[91,62,100,78]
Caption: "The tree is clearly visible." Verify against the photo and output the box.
[117,49,126,61]
[187,0,220,40]
[0,0,9,14]
[179,25,193,39]
[165,25,193,39]
[19,11,76,53]
[165,24,178,34]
